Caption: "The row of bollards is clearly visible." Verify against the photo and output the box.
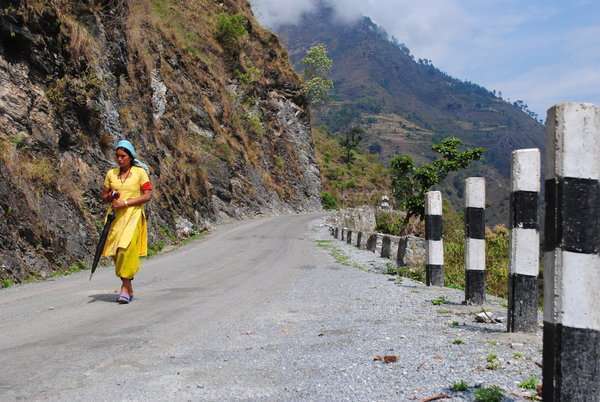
[327,103,600,401]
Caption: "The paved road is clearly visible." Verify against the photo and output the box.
[0,214,327,401]
[0,214,540,401]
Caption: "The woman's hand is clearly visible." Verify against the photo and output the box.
[111,199,128,209]
[101,188,119,203]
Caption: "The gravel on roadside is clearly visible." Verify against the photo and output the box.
[177,218,542,401]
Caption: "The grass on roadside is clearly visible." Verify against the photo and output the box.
[315,240,367,271]
[451,380,469,392]
[474,385,504,402]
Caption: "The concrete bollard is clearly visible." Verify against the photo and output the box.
[346,230,353,244]
[543,103,600,401]
[507,148,540,333]
[425,191,444,286]
[366,233,377,252]
[381,236,391,258]
[356,232,363,248]
[465,177,486,304]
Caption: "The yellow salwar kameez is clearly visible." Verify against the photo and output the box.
[101,166,151,279]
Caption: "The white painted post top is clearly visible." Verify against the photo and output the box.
[465,177,486,208]
[425,191,442,215]
[511,148,541,192]
[545,102,600,180]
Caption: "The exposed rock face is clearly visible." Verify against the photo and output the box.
[0,1,321,282]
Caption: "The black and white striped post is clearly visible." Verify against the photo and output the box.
[465,177,486,304]
[507,148,540,333]
[543,103,600,400]
[425,191,444,286]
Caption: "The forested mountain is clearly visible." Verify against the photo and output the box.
[274,5,545,222]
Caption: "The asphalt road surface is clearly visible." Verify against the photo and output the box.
[0,214,541,401]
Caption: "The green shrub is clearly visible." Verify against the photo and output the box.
[244,111,265,137]
[1,279,14,288]
[486,353,501,370]
[451,380,468,392]
[375,210,404,236]
[321,191,338,210]
[431,296,448,305]
[235,65,261,87]
[474,385,504,402]
[519,376,539,390]
[215,13,247,52]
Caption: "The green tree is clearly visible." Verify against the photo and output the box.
[301,44,334,105]
[390,137,484,220]
[339,127,363,165]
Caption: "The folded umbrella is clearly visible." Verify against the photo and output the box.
[89,211,116,280]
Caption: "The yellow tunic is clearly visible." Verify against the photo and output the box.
[101,166,150,279]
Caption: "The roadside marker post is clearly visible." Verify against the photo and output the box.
[543,103,600,401]
[465,177,486,304]
[425,191,444,286]
[507,148,540,333]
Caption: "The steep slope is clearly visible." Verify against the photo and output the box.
[274,5,545,223]
[0,0,320,283]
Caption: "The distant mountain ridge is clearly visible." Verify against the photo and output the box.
[273,5,545,223]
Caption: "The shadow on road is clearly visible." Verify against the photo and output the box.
[88,293,118,303]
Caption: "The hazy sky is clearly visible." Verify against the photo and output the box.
[251,0,600,118]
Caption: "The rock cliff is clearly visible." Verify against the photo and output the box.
[0,0,321,282]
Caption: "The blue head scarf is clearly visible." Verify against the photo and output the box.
[115,139,150,172]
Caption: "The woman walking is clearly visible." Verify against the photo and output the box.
[101,139,152,304]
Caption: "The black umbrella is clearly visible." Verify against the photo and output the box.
[89,211,116,280]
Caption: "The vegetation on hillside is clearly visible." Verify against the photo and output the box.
[390,137,484,220]
[313,127,390,208]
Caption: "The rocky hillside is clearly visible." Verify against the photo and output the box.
[273,5,545,223]
[0,0,321,283]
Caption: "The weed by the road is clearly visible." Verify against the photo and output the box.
[431,296,448,305]
[315,240,332,247]
[51,260,87,278]
[385,262,398,275]
[474,385,504,402]
[452,338,464,345]
[519,376,539,390]
[451,380,469,392]
[513,352,524,359]
[1,279,14,288]
[147,239,166,257]
[450,320,460,327]
[486,353,501,370]
[315,240,367,271]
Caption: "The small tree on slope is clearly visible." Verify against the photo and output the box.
[390,137,484,221]
[301,44,334,106]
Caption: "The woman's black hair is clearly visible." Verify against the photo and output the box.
[116,147,134,160]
